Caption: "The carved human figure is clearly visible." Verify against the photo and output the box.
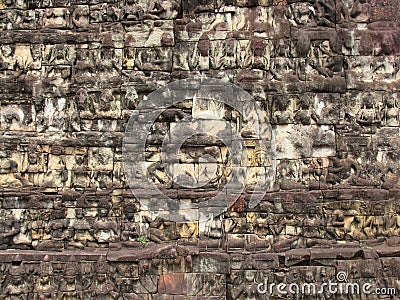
[97,46,121,76]
[362,214,378,238]
[356,95,381,126]
[71,206,94,249]
[1,160,31,187]
[35,98,48,132]
[120,202,141,247]
[75,88,94,119]
[294,96,319,125]
[382,94,399,126]
[381,211,399,236]
[49,97,68,131]
[350,0,370,22]
[229,270,259,299]
[290,2,315,26]
[336,0,353,23]
[210,40,224,69]
[276,159,303,190]
[348,214,367,239]
[223,39,237,69]
[146,0,166,19]
[272,96,294,124]
[326,208,345,239]
[143,215,175,242]
[0,210,21,249]
[22,44,43,101]
[177,222,198,238]
[28,44,42,71]
[0,264,6,297]
[74,48,95,78]
[47,44,68,65]
[309,158,329,183]
[0,44,16,70]
[122,85,139,109]
[44,7,71,28]
[48,216,69,247]
[58,256,79,300]
[102,6,118,22]
[94,89,120,119]
[252,38,268,69]
[29,209,52,245]
[204,217,223,238]
[315,0,335,27]
[120,0,144,21]
[66,95,81,132]
[93,198,119,245]
[71,5,89,29]
[34,256,56,299]
[4,266,30,299]
[90,257,118,299]
[326,150,358,184]
[252,213,271,236]
[123,47,135,70]
[236,40,251,68]
[303,213,325,239]
[79,262,93,297]
[308,53,335,78]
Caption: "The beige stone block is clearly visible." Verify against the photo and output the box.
[88,147,114,171]
[43,8,70,29]
[177,222,198,238]
[48,154,65,171]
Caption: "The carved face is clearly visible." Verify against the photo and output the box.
[386,96,396,108]
[124,48,135,59]
[98,207,108,218]
[100,90,113,103]
[244,270,255,282]
[65,276,75,284]
[337,150,348,159]
[52,45,64,59]
[29,209,40,220]
[277,97,290,110]
[75,208,83,219]
[363,97,374,109]
[77,49,89,61]
[31,46,41,61]
[126,264,138,277]
[12,275,22,285]
[35,99,45,111]
[39,275,50,285]
[1,45,14,57]
[106,6,115,17]
[101,48,114,60]
[299,98,311,109]
[319,268,327,280]
[97,274,106,282]
[252,87,265,101]
[28,152,38,164]
[124,205,137,220]
[305,270,314,282]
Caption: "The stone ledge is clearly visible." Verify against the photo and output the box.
[1,243,400,263]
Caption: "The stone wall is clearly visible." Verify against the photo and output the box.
[0,0,400,298]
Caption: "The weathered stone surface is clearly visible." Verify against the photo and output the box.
[0,0,400,298]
